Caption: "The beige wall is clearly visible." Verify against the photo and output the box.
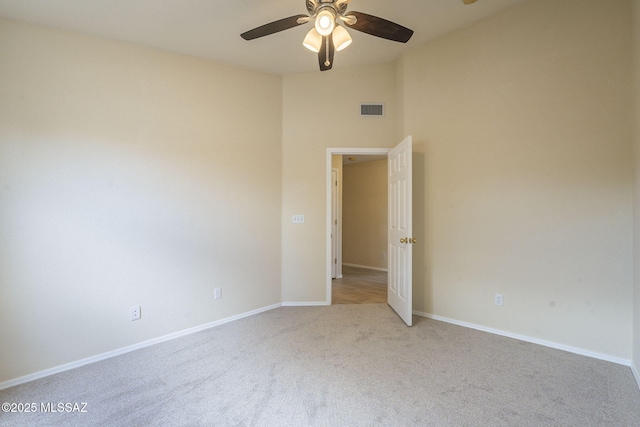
[342,160,388,270]
[0,19,283,383]
[633,0,640,375]
[281,64,398,303]
[401,0,634,359]
[281,0,636,360]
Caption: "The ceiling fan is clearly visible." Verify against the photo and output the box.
[240,0,414,72]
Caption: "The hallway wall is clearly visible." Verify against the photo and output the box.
[342,159,388,270]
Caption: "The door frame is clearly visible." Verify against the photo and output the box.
[331,168,339,279]
[325,147,391,304]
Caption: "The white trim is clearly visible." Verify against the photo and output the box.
[326,147,391,306]
[331,167,341,280]
[342,263,388,272]
[281,302,330,307]
[632,363,640,390]
[0,303,282,390]
[413,310,632,367]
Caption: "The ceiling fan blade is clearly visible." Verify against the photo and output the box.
[318,34,335,71]
[345,11,414,43]
[241,14,308,40]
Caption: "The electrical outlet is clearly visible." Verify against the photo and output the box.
[494,294,504,306]
[131,305,141,321]
[214,287,222,300]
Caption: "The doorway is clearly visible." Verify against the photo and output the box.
[335,154,389,304]
[332,265,387,304]
[325,148,390,304]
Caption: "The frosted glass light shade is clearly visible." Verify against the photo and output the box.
[332,25,352,51]
[303,28,323,52]
[315,9,335,36]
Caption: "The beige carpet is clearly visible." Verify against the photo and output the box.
[1,304,639,426]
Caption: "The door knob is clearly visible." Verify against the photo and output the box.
[400,238,407,244]
[411,238,417,244]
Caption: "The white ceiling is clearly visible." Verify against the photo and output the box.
[0,0,525,75]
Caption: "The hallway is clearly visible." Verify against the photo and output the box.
[332,266,387,304]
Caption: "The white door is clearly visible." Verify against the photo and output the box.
[388,136,413,326]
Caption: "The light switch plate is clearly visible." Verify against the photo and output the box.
[292,215,305,224]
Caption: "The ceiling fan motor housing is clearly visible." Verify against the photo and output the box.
[308,0,349,18]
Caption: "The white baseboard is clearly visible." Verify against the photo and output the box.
[281,302,330,307]
[632,363,640,391]
[342,263,388,272]
[4,304,635,391]
[413,310,632,367]
[0,303,282,391]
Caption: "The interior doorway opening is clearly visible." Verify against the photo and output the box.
[325,148,390,305]
[332,265,388,304]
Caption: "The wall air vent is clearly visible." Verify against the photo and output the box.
[360,103,384,117]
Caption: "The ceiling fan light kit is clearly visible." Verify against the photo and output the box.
[332,25,352,51]
[315,8,336,36]
[303,28,323,52]
[240,0,414,71]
